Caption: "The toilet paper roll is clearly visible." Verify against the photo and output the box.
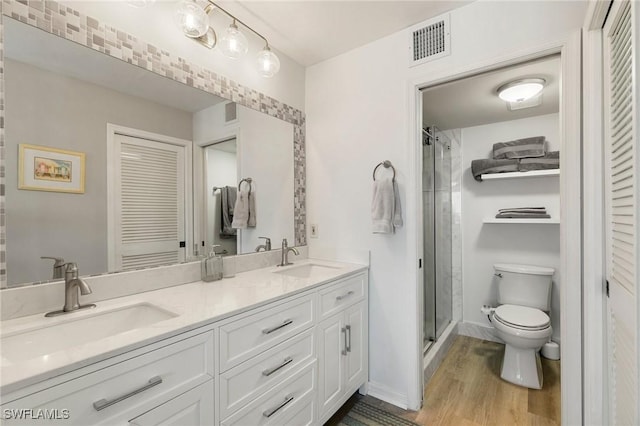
[541,341,560,360]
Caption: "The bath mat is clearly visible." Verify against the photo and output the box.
[336,400,420,426]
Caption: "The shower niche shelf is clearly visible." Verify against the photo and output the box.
[483,218,560,224]
[480,169,559,180]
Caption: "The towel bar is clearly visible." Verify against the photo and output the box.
[373,160,396,182]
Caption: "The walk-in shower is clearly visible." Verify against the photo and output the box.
[422,126,453,352]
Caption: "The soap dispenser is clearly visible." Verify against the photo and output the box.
[201,245,223,282]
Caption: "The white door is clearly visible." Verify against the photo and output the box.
[110,133,187,271]
[345,302,366,391]
[129,382,214,426]
[317,313,345,418]
[603,1,639,424]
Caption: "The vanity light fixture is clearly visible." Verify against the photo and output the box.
[497,78,546,103]
[175,0,281,77]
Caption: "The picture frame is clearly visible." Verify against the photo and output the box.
[18,144,86,194]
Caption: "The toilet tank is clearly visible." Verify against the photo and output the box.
[494,263,554,311]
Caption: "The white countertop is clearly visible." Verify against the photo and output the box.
[0,259,367,395]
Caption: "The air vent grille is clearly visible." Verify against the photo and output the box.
[409,14,450,67]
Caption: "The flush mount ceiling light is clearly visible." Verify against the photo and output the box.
[175,0,281,77]
[497,78,546,103]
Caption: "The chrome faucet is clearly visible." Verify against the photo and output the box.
[41,256,66,279]
[278,238,299,267]
[256,237,272,252]
[45,263,96,317]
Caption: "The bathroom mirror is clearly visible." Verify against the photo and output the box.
[4,17,295,287]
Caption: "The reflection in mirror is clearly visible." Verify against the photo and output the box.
[5,18,296,287]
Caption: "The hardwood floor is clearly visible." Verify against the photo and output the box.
[327,336,561,426]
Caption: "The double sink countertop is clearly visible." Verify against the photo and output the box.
[0,259,367,395]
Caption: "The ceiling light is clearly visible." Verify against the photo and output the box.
[175,0,210,38]
[497,78,546,103]
[126,0,156,8]
[256,45,281,78]
[220,20,249,59]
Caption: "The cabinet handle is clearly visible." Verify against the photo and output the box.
[262,356,293,377]
[262,319,293,334]
[263,394,294,418]
[346,324,352,353]
[341,327,348,356]
[93,376,162,411]
[336,290,354,301]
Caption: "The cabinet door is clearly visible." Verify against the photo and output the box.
[345,302,367,392]
[317,312,345,417]
[129,381,214,426]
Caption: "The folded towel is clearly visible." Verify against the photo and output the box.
[232,188,257,229]
[496,212,551,219]
[471,158,519,181]
[498,207,546,212]
[498,209,548,214]
[519,151,560,171]
[220,186,237,238]
[372,178,403,234]
[493,136,546,159]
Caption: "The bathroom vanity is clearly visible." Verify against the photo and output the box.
[0,260,368,425]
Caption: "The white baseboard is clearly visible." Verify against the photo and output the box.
[366,381,409,410]
[457,321,502,343]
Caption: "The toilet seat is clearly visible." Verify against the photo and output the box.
[494,304,550,331]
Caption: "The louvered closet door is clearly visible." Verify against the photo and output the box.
[112,134,186,271]
[603,1,639,424]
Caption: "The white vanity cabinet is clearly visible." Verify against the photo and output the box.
[1,267,369,426]
[317,274,368,424]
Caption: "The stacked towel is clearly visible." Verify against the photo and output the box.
[495,207,550,219]
[231,188,256,229]
[372,177,403,234]
[471,159,519,181]
[493,136,545,159]
[220,186,237,238]
[519,151,560,172]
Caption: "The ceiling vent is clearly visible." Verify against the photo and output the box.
[409,14,450,67]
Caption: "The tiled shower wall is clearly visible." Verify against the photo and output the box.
[0,0,307,287]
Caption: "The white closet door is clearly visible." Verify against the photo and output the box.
[111,133,186,271]
[603,1,639,424]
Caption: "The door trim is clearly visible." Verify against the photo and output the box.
[407,34,583,424]
[106,124,193,272]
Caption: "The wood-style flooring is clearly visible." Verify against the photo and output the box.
[326,335,561,426]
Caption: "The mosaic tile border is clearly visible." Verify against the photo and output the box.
[0,0,306,287]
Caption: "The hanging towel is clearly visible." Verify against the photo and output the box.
[220,186,237,238]
[372,177,403,234]
[231,187,257,229]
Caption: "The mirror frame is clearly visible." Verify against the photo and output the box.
[0,0,307,288]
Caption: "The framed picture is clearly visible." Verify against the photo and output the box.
[18,144,85,194]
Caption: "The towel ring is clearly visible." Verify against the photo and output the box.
[373,161,396,182]
[238,177,253,192]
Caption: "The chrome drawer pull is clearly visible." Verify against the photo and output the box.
[262,319,293,335]
[262,356,293,377]
[341,327,348,356]
[336,290,354,301]
[263,394,294,418]
[346,324,352,353]
[93,376,162,411]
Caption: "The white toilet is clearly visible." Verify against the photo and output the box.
[490,263,554,390]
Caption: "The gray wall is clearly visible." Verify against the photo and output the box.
[6,59,193,285]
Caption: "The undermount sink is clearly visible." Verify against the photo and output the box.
[274,263,341,279]
[1,303,177,363]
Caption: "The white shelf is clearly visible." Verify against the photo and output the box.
[480,169,559,180]
[483,218,560,224]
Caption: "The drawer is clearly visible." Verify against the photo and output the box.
[279,396,315,426]
[219,328,314,419]
[221,361,316,426]
[319,273,366,318]
[2,331,214,425]
[219,294,315,371]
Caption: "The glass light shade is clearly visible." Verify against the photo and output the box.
[498,79,546,103]
[220,23,249,59]
[256,47,281,78]
[175,0,209,38]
